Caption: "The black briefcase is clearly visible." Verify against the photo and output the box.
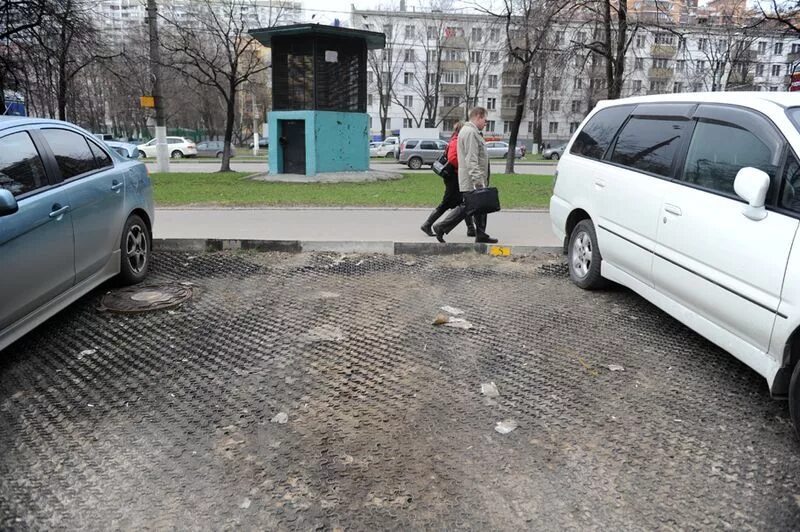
[464,187,501,216]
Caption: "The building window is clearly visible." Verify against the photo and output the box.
[569,122,579,134]
[673,81,683,93]
[368,94,373,106]
[383,24,393,39]
[487,97,496,110]
[470,51,481,63]
[490,28,500,42]
[653,58,670,69]
[405,25,414,39]
[654,32,673,45]
[490,51,500,62]
[404,95,413,107]
[368,71,374,84]
[441,70,463,84]
[444,49,462,61]
[403,118,413,128]
[444,26,462,38]
[636,35,645,48]
[528,121,534,134]
[404,72,413,85]
[550,99,560,112]
[404,49,415,62]
[488,75,498,88]
[633,79,642,92]
[773,64,782,76]
[692,82,703,91]
[427,50,437,62]
[548,121,558,134]
[775,42,784,55]
[634,57,644,69]
[503,120,513,133]
[469,74,478,86]
[574,78,583,90]
[427,26,437,40]
[758,41,767,54]
[571,100,581,113]
[577,31,586,43]
[770,86,778,91]
[650,80,667,92]
[676,60,686,72]
[697,61,706,72]
[698,38,708,51]
[793,43,800,54]
[442,118,458,131]
[443,95,459,107]
[471,27,482,41]
[381,94,391,107]
[486,120,496,132]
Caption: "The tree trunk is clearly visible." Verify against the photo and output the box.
[220,90,235,172]
[504,60,532,174]
[611,0,628,99]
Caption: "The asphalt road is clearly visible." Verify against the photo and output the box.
[2,251,798,529]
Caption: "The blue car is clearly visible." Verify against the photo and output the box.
[0,117,154,351]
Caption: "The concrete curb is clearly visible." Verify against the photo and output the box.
[153,238,561,256]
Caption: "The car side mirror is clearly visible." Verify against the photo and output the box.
[0,188,19,217]
[734,167,770,221]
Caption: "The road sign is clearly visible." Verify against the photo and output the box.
[140,96,156,108]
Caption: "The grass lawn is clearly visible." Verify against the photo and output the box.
[151,172,553,209]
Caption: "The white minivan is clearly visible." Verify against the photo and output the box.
[550,93,800,436]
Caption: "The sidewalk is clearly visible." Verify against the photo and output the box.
[153,207,561,248]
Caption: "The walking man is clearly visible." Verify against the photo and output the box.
[432,107,498,244]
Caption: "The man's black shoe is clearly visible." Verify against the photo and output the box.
[432,225,446,243]
[475,235,498,244]
[466,227,476,237]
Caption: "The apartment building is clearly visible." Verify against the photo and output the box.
[354,5,800,148]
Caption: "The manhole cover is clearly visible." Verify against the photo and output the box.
[99,284,193,313]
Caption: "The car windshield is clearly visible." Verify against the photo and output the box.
[789,108,800,134]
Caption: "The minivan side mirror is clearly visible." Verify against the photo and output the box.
[734,167,770,221]
[0,188,19,217]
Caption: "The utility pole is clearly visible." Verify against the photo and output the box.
[252,89,259,156]
[147,0,169,172]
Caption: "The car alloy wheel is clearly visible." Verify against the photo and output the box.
[409,157,423,170]
[126,223,148,274]
[571,230,592,279]
[552,153,560,160]
[171,150,183,159]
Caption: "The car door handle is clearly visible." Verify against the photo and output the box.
[111,181,123,192]
[594,180,606,189]
[664,204,682,216]
[49,204,70,219]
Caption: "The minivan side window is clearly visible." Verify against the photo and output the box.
[420,141,438,150]
[610,117,685,177]
[682,120,778,197]
[0,132,47,197]
[41,129,98,180]
[779,152,800,212]
[570,105,633,160]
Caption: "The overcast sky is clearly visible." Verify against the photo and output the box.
[296,0,477,25]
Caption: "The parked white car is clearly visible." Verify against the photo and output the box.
[370,141,395,158]
[136,137,198,159]
[550,92,800,436]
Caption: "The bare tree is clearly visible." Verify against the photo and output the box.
[159,0,282,171]
[481,0,574,173]
[759,1,800,36]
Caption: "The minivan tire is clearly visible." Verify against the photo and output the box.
[568,219,608,290]
[118,214,151,286]
[384,152,394,158]
[790,361,800,440]
[408,157,423,170]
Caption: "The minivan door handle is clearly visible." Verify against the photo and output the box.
[49,204,70,219]
[664,204,682,216]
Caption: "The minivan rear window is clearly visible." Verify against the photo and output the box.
[570,105,633,160]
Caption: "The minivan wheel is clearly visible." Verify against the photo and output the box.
[216,151,223,158]
[789,361,800,440]
[568,219,608,290]
[408,157,423,170]
[118,214,151,285]
[171,150,183,159]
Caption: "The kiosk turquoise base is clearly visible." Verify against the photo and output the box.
[269,111,370,176]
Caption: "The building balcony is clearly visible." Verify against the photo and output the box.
[439,106,464,119]
[500,107,518,120]
[648,67,674,79]
[440,60,466,71]
[439,83,464,95]
[789,51,800,63]
[650,44,677,58]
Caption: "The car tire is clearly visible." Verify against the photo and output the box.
[551,153,560,161]
[118,213,151,286]
[171,150,183,159]
[138,150,147,159]
[384,152,394,158]
[790,361,800,441]
[567,219,608,290]
[408,157,423,170]
[502,152,508,158]
[216,152,223,158]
